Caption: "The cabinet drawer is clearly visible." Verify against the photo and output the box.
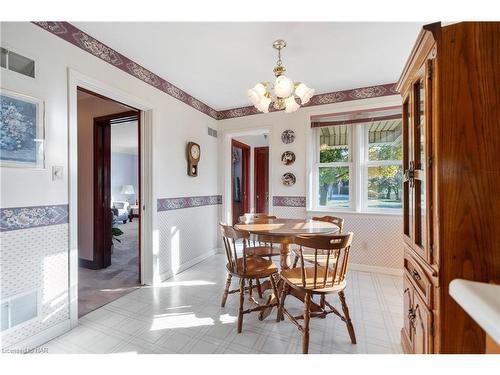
[404,251,433,308]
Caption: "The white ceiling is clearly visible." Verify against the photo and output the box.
[74,22,424,110]
[111,121,138,155]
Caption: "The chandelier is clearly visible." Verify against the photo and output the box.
[247,39,314,114]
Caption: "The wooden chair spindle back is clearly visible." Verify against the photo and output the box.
[294,233,353,290]
[219,223,250,274]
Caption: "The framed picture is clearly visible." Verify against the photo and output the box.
[0,88,45,168]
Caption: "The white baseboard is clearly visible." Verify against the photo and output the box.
[3,319,71,352]
[158,248,218,283]
[350,263,403,276]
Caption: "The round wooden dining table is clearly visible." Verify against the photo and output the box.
[235,217,340,320]
[235,217,339,270]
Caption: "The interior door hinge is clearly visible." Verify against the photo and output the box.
[429,245,433,256]
[427,63,433,80]
[428,156,433,168]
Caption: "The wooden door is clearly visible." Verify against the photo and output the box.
[254,147,269,213]
[94,118,112,269]
[232,140,250,224]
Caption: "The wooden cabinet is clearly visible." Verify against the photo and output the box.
[397,22,500,354]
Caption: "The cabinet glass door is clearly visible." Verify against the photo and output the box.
[402,98,413,241]
[413,61,433,261]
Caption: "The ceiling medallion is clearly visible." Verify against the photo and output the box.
[247,39,315,114]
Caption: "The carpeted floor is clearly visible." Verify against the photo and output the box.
[78,220,140,317]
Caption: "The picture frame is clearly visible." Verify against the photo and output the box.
[0,88,45,169]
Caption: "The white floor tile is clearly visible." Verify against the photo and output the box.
[40,254,403,354]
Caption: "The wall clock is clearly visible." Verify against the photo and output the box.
[187,142,200,176]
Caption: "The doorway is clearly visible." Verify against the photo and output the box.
[76,88,141,317]
[231,132,270,223]
[231,139,250,224]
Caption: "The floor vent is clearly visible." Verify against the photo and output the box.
[1,290,40,332]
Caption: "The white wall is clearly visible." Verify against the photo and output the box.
[0,22,219,349]
[218,95,404,273]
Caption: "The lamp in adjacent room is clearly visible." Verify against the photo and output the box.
[120,184,135,202]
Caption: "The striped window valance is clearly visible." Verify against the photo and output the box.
[311,106,402,148]
[310,106,401,128]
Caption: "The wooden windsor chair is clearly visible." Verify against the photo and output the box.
[278,232,356,354]
[219,223,281,333]
[291,216,344,268]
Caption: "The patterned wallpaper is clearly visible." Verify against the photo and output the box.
[0,204,68,232]
[157,204,220,279]
[218,83,398,120]
[270,197,403,270]
[0,224,69,348]
[157,195,222,212]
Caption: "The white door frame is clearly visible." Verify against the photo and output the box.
[67,68,154,327]
[221,127,273,225]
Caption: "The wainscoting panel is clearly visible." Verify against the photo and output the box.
[0,224,69,348]
[272,196,403,271]
[157,200,221,281]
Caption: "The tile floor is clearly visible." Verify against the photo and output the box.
[44,254,403,354]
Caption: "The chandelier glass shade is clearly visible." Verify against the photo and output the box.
[247,39,314,114]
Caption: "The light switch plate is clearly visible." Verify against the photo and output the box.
[52,166,63,181]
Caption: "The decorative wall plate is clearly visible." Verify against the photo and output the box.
[281,151,296,166]
[281,172,296,186]
[281,129,295,144]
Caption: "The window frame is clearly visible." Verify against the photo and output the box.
[311,122,403,214]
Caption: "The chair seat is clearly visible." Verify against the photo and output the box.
[245,245,281,257]
[228,256,278,278]
[281,267,346,294]
[292,248,337,266]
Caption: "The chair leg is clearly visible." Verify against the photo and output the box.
[248,279,253,301]
[255,278,263,298]
[269,274,280,312]
[221,274,232,307]
[292,254,299,268]
[277,281,287,322]
[339,291,356,344]
[237,278,245,333]
[303,292,311,354]
[320,295,326,308]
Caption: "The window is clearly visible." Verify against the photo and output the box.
[316,125,352,208]
[366,121,403,209]
[312,109,402,213]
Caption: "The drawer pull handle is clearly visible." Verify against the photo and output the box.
[412,269,421,281]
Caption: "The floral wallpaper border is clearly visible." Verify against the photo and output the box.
[0,204,69,232]
[272,196,306,207]
[218,83,398,120]
[157,195,222,212]
[33,22,398,121]
[32,21,219,120]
